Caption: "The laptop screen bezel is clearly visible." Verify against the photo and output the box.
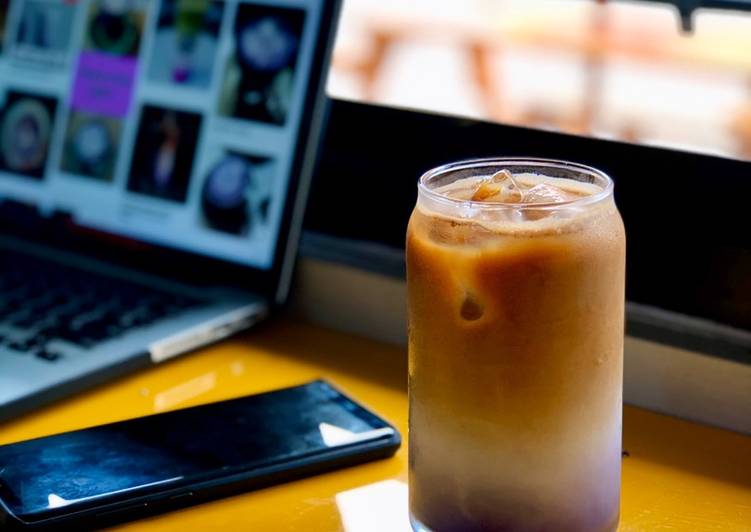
[0,0,342,306]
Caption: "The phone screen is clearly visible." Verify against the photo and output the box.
[0,381,395,522]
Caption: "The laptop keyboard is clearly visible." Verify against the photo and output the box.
[0,251,201,362]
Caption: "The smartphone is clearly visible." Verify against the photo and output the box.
[0,380,400,530]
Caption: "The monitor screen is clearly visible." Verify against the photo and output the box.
[0,0,323,270]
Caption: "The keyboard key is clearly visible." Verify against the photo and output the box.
[7,341,32,353]
[35,350,62,362]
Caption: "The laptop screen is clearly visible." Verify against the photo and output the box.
[0,0,324,270]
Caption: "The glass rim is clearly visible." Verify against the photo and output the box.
[418,157,614,211]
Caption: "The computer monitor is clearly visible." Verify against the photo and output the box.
[0,0,340,302]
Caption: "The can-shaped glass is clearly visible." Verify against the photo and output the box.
[407,158,626,532]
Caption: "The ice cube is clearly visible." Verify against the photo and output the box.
[471,170,523,202]
[490,169,514,184]
[494,170,524,202]
[522,183,568,204]
[471,181,502,201]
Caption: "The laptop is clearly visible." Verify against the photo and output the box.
[0,0,342,422]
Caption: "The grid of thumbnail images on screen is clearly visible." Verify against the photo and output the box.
[0,0,308,240]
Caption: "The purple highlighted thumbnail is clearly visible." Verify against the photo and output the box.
[71,52,137,118]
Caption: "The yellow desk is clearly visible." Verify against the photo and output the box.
[1,319,750,531]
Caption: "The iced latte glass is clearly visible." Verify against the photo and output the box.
[407,159,626,532]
